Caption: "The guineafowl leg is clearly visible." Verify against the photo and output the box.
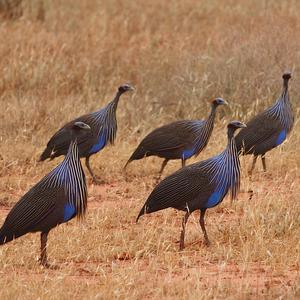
[85,157,101,184]
[40,231,49,267]
[261,154,267,172]
[156,159,169,182]
[181,159,186,168]
[179,211,190,251]
[249,155,258,175]
[199,209,210,246]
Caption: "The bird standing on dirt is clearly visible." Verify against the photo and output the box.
[235,72,294,174]
[136,121,246,250]
[0,122,90,267]
[125,98,227,179]
[40,84,134,184]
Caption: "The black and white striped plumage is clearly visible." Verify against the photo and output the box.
[0,122,90,267]
[137,121,246,250]
[40,84,134,183]
[235,72,294,173]
[125,98,227,178]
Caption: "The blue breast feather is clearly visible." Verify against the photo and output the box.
[89,132,107,154]
[63,203,76,222]
[182,147,195,160]
[275,130,286,146]
[205,191,223,208]
[204,162,229,208]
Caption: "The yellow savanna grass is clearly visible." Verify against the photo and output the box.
[0,0,299,299]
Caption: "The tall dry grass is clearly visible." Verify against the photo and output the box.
[0,0,299,299]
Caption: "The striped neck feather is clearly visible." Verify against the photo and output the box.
[202,137,240,201]
[266,87,294,132]
[192,106,216,153]
[90,97,118,145]
[44,140,87,219]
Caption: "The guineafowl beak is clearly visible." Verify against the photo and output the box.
[82,124,91,130]
[239,123,247,128]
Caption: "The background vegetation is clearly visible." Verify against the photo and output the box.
[0,0,299,299]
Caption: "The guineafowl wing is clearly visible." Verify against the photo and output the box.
[0,185,65,242]
[42,114,95,159]
[137,162,214,219]
[235,112,281,155]
[140,120,203,156]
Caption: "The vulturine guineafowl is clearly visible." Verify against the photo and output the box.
[40,84,134,184]
[235,72,294,174]
[137,121,246,250]
[0,122,90,267]
[125,98,227,179]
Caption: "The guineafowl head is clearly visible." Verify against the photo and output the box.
[118,83,135,94]
[282,71,292,89]
[73,122,91,131]
[212,98,228,107]
[282,71,292,80]
[228,121,247,130]
[227,121,246,138]
[71,122,91,140]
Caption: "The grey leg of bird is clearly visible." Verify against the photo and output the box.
[181,159,186,168]
[85,157,101,184]
[249,155,258,176]
[40,232,49,267]
[261,154,267,172]
[179,211,190,251]
[199,209,210,246]
[156,159,169,183]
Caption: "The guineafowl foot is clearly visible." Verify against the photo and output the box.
[176,241,186,251]
[248,189,254,200]
[204,238,211,247]
[179,241,185,251]
[40,262,59,270]
[91,177,105,185]
[38,257,59,269]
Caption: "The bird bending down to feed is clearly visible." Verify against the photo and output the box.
[235,72,294,175]
[0,122,90,267]
[125,98,227,180]
[40,84,134,184]
[136,121,246,250]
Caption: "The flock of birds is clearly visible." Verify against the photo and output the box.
[0,72,294,267]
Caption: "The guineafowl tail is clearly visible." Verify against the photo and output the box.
[124,146,146,170]
[39,146,52,161]
[136,204,147,223]
[0,229,13,245]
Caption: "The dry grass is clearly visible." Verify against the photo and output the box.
[0,0,300,299]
